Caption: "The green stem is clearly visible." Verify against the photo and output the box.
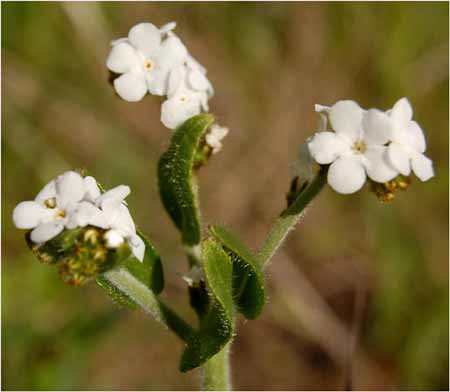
[201,342,232,391]
[102,267,194,342]
[257,166,328,269]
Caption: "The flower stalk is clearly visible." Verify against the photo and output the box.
[201,343,232,391]
[257,166,328,269]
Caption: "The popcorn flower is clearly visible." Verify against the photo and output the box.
[308,101,397,194]
[13,171,145,262]
[106,22,188,101]
[307,98,434,195]
[386,98,434,181]
[205,124,229,154]
[107,21,214,130]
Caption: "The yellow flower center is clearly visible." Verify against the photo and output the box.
[144,59,153,71]
[44,197,57,208]
[352,140,367,154]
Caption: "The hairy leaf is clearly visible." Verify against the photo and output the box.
[158,114,215,245]
[210,224,266,319]
[180,239,234,372]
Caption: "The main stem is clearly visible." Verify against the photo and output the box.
[257,166,328,269]
[201,343,232,391]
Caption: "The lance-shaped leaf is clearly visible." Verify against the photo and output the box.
[158,114,215,246]
[180,239,234,372]
[210,225,266,320]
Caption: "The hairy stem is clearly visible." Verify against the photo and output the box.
[201,342,232,391]
[257,166,328,269]
[102,267,194,342]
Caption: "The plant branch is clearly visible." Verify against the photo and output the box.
[201,342,232,391]
[102,267,194,342]
[257,166,328,269]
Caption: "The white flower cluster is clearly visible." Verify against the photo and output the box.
[308,98,434,194]
[12,171,145,261]
[106,22,213,130]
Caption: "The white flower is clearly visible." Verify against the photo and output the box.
[161,55,214,129]
[106,22,188,101]
[13,171,145,262]
[308,100,398,194]
[95,185,145,262]
[12,171,103,243]
[205,124,229,154]
[386,98,434,181]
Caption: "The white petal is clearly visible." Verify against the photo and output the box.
[128,22,161,58]
[362,109,392,146]
[146,67,170,96]
[69,202,108,229]
[411,153,434,181]
[167,66,186,97]
[161,94,202,129]
[35,180,57,204]
[104,229,125,248]
[55,171,85,208]
[154,36,188,69]
[405,121,426,153]
[30,222,64,243]
[187,55,207,74]
[97,185,130,209]
[160,21,176,35]
[113,73,148,102]
[363,146,398,183]
[387,143,411,176]
[314,104,330,113]
[329,100,364,142]
[187,68,213,95]
[390,97,413,124]
[327,156,367,194]
[130,235,145,262]
[307,132,349,165]
[13,201,52,229]
[83,176,101,203]
[106,41,141,74]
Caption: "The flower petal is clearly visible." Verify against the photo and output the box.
[167,65,186,97]
[30,222,64,243]
[35,180,57,204]
[55,171,85,208]
[161,94,202,129]
[363,146,398,183]
[113,73,148,102]
[362,109,392,146]
[83,176,101,203]
[327,156,366,194]
[187,68,213,95]
[390,97,413,124]
[146,67,170,96]
[308,132,349,165]
[68,202,108,229]
[130,235,145,262]
[160,21,177,35]
[97,185,130,209]
[104,229,125,248]
[329,100,363,142]
[405,121,426,153]
[154,36,188,70]
[128,22,161,58]
[387,143,411,176]
[106,41,141,74]
[411,153,434,181]
[13,201,52,229]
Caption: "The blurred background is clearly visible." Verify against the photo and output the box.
[2,2,449,390]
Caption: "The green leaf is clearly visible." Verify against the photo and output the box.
[157,114,215,246]
[180,239,234,372]
[210,224,266,320]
